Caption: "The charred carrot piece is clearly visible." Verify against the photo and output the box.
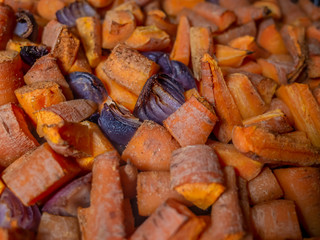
[208,140,263,181]
[83,151,126,240]
[125,25,170,51]
[215,45,252,68]
[200,166,246,240]
[145,10,177,38]
[193,2,236,32]
[24,54,74,100]
[130,198,199,240]
[257,18,288,54]
[122,120,180,171]
[274,167,320,237]
[137,171,190,216]
[102,10,136,49]
[226,73,267,119]
[251,200,302,240]
[190,27,214,81]
[68,47,92,74]
[215,21,257,45]
[232,125,320,166]
[36,212,80,240]
[170,145,225,210]
[243,109,293,134]
[76,16,102,68]
[0,3,15,50]
[163,95,218,147]
[95,59,138,112]
[2,143,80,206]
[276,83,320,147]
[76,121,115,171]
[253,0,281,19]
[200,57,215,106]
[234,5,270,25]
[15,81,66,124]
[247,167,283,205]
[170,15,190,66]
[202,53,242,143]
[119,163,138,199]
[123,198,135,238]
[162,0,205,16]
[103,43,159,96]
[0,103,39,168]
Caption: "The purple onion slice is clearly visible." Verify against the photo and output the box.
[67,71,108,104]
[20,46,49,66]
[14,10,38,42]
[0,188,41,231]
[133,73,185,125]
[56,1,98,27]
[143,51,197,90]
[42,173,92,217]
[98,97,141,152]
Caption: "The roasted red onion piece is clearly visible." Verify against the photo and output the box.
[14,10,38,42]
[0,188,40,231]
[42,173,92,217]
[133,73,185,125]
[67,72,108,104]
[20,46,49,66]
[98,98,142,152]
[56,1,98,27]
[143,51,197,90]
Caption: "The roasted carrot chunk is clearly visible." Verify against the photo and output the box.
[253,0,281,19]
[68,47,92,74]
[215,44,252,68]
[2,143,80,206]
[145,9,177,38]
[137,171,190,216]
[170,145,225,210]
[162,0,205,16]
[0,3,15,50]
[163,95,218,147]
[0,103,39,168]
[122,120,179,171]
[274,167,320,237]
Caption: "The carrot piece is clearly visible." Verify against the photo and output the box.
[303,77,320,90]
[208,141,263,181]
[215,21,257,45]
[236,61,263,75]
[247,167,283,205]
[119,163,138,199]
[184,88,201,101]
[0,228,34,240]
[190,27,214,81]
[113,1,144,26]
[51,27,80,74]
[41,20,65,49]
[276,83,320,147]
[130,198,199,240]
[137,171,190,216]
[36,212,80,240]
[274,167,320,237]
[242,109,294,134]
[313,86,320,105]
[83,151,125,240]
[234,5,270,25]
[200,166,246,240]
[24,54,73,100]
[162,0,204,16]
[103,43,159,96]
[215,45,252,68]
[125,25,170,51]
[76,121,115,171]
[0,103,39,168]
[193,2,236,32]
[299,0,320,21]
[163,95,218,147]
[279,0,309,25]
[68,47,92,74]
[15,81,66,124]
[226,73,267,119]
[0,3,15,50]
[102,10,136,49]
[2,143,80,206]
[251,200,302,240]
[169,216,206,240]
[253,0,281,19]
[232,125,320,166]
[76,16,101,68]
[95,59,138,112]
[228,35,255,51]
[199,57,215,106]
[202,53,243,143]
[145,10,177,38]
[37,0,65,21]
[268,97,294,125]
[170,145,225,210]
[257,18,288,54]
[122,120,179,171]
[170,15,190,66]
[308,55,320,78]
[219,0,249,10]
[87,0,112,8]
